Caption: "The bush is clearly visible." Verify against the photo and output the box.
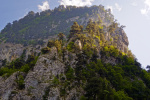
[67,42,74,52]
[65,66,74,80]
[52,77,59,86]
[16,75,25,90]
[20,64,30,73]
[47,40,55,48]
[0,67,17,77]
[54,40,62,52]
[80,96,87,100]
[41,47,51,54]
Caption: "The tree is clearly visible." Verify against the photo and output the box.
[147,65,150,73]
[76,34,86,46]
[86,19,94,36]
[58,32,65,41]
[121,25,126,29]
[86,19,99,37]
[100,33,105,42]
[69,22,81,38]
[127,50,134,59]
[27,11,35,18]
[47,40,55,48]
[108,22,118,34]
[80,25,83,32]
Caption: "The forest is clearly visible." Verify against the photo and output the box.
[0,20,150,100]
[0,5,114,46]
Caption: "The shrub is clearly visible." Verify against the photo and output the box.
[16,75,25,90]
[54,40,62,52]
[0,67,17,77]
[52,77,59,86]
[41,47,51,54]
[67,42,74,52]
[47,40,55,48]
[80,96,87,100]
[65,66,74,80]
[20,64,30,73]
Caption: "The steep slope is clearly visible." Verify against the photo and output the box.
[0,5,127,67]
[0,19,150,100]
[1,5,149,100]
[0,5,114,45]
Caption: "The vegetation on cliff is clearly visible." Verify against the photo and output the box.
[0,5,114,45]
[0,5,149,100]
[0,20,149,99]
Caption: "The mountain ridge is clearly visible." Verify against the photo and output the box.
[0,5,128,65]
[0,5,149,100]
[0,5,114,45]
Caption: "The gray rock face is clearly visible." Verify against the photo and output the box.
[74,39,82,50]
[104,27,129,53]
[24,47,65,99]
[0,5,130,100]
[0,47,81,100]
[116,28,129,53]
[0,72,23,100]
[0,43,24,62]
[0,43,46,67]
[0,36,58,67]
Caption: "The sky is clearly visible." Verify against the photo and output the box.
[0,0,150,68]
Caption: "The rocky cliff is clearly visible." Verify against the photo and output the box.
[0,20,134,100]
[0,5,128,67]
[0,5,145,100]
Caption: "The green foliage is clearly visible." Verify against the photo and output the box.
[1,6,150,100]
[54,40,62,52]
[114,91,133,100]
[2,59,7,66]
[58,32,65,41]
[100,33,105,42]
[20,64,30,73]
[65,66,74,80]
[69,22,83,38]
[16,75,25,90]
[0,5,113,45]
[80,96,87,100]
[52,77,59,86]
[70,22,81,34]
[41,47,51,54]
[0,55,38,77]
[46,40,62,52]
[83,43,93,57]
[78,58,148,100]
[43,86,51,100]
[86,19,99,37]
[0,67,17,77]
[67,42,74,52]
[47,40,55,48]
[104,46,109,52]
[60,88,66,97]
[73,43,150,100]
[102,45,120,57]
[11,91,18,94]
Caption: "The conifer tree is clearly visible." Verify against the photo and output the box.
[69,22,82,38]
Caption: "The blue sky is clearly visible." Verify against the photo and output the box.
[0,0,150,68]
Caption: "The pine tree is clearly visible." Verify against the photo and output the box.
[69,22,82,38]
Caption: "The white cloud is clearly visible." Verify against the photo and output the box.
[131,2,138,6]
[59,0,94,7]
[106,3,122,13]
[131,0,138,6]
[141,0,150,16]
[141,8,148,15]
[38,1,50,11]
[106,5,113,13]
[115,3,122,11]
